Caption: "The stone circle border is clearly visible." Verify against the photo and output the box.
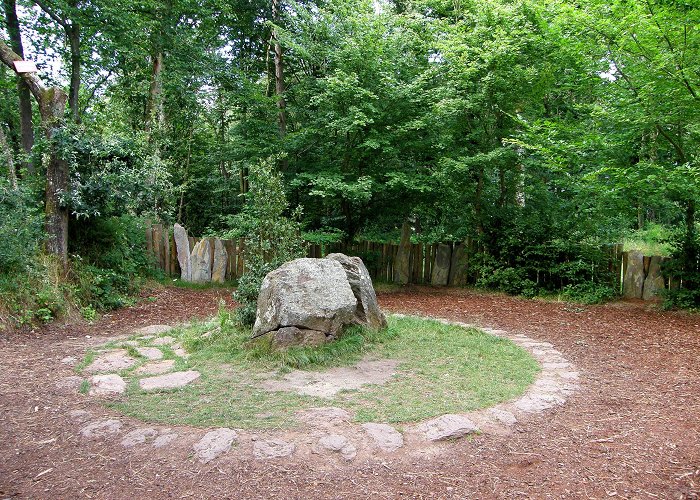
[68,315,580,463]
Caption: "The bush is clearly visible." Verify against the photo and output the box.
[228,157,307,326]
[0,181,43,273]
[561,282,616,304]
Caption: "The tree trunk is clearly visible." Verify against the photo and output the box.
[3,0,34,174]
[144,51,164,133]
[67,23,81,123]
[0,40,69,268]
[0,127,17,189]
[272,0,286,139]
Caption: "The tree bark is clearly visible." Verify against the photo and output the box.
[144,51,164,134]
[271,0,288,172]
[3,0,34,174]
[0,40,69,268]
[67,22,81,123]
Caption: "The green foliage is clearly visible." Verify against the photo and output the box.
[662,224,700,309]
[229,157,307,326]
[0,181,43,273]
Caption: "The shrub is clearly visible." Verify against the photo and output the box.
[228,157,307,326]
[0,181,43,273]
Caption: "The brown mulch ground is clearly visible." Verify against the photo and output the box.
[1,285,699,499]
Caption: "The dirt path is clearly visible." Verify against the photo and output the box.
[1,286,698,499]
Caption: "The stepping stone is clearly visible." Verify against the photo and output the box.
[171,343,189,358]
[85,350,137,373]
[487,408,517,426]
[136,347,164,360]
[89,374,126,395]
[140,370,200,391]
[253,439,295,459]
[61,356,77,365]
[419,414,479,441]
[361,423,404,452]
[69,409,91,422]
[55,376,83,394]
[153,433,179,448]
[121,340,139,347]
[314,434,357,460]
[193,428,237,463]
[80,419,122,439]
[152,336,175,346]
[296,407,352,426]
[135,325,172,336]
[121,427,158,448]
[134,360,175,375]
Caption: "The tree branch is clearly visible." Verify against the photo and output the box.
[31,0,68,28]
[0,39,47,100]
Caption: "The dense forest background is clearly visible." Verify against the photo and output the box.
[0,0,698,324]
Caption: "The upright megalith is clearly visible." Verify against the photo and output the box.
[431,243,452,286]
[393,221,412,284]
[253,254,387,347]
[173,223,192,281]
[190,239,212,283]
[212,239,228,284]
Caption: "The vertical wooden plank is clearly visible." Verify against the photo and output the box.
[145,220,153,263]
[152,224,163,272]
[225,240,235,280]
[237,238,245,275]
[162,228,171,276]
[415,244,423,284]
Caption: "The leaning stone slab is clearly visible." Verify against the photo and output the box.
[253,439,295,459]
[139,370,200,391]
[419,414,479,441]
[134,325,172,336]
[121,427,158,448]
[193,428,238,463]
[136,347,164,360]
[89,374,126,396]
[85,350,137,373]
[134,360,175,375]
[80,419,122,439]
[361,423,404,452]
[314,434,357,460]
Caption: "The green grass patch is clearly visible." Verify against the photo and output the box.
[104,315,539,429]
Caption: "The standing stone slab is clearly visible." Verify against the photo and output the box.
[419,414,479,441]
[212,239,228,284]
[449,243,468,286]
[190,239,212,283]
[642,255,666,300]
[326,253,387,330]
[361,423,403,452]
[193,428,238,463]
[174,223,192,281]
[393,221,412,284]
[431,243,452,286]
[623,251,645,299]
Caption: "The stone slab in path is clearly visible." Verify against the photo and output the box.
[314,434,357,460]
[361,423,404,452]
[153,433,179,448]
[139,370,200,391]
[193,428,238,463]
[253,439,295,459]
[89,374,126,396]
[84,350,136,373]
[121,427,158,448]
[134,325,172,336]
[55,376,83,395]
[136,347,164,360]
[419,414,479,441]
[152,336,175,346]
[134,360,175,375]
[80,419,122,439]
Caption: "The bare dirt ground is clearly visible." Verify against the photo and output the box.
[1,285,699,499]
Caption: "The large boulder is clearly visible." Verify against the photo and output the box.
[252,255,386,347]
[326,253,387,330]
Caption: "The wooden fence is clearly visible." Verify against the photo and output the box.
[145,223,672,300]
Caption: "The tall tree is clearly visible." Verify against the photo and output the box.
[2,0,34,173]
